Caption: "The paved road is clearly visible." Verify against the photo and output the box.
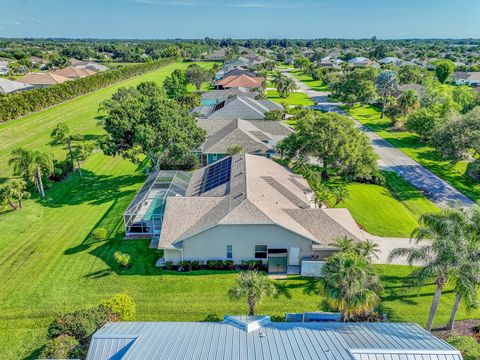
[285,72,476,208]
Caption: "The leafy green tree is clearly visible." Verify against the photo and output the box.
[9,148,54,198]
[375,70,399,118]
[176,92,200,110]
[321,251,382,321]
[163,69,188,99]
[398,64,424,84]
[185,64,212,90]
[99,82,206,169]
[0,178,30,210]
[406,107,440,141]
[293,56,311,72]
[50,122,84,172]
[333,68,377,105]
[430,107,480,162]
[452,86,478,113]
[228,271,278,315]
[388,207,472,330]
[278,111,379,182]
[434,60,455,84]
[397,89,420,120]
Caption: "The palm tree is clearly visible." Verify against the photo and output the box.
[9,148,54,198]
[51,122,83,172]
[321,251,382,321]
[357,239,381,261]
[388,208,470,331]
[329,237,357,253]
[271,72,297,98]
[446,207,480,330]
[397,89,419,120]
[0,179,30,210]
[228,271,278,315]
[71,143,93,177]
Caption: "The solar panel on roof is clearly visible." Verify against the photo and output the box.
[201,157,232,193]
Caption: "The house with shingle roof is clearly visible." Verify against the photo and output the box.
[199,87,256,106]
[454,71,480,86]
[18,72,71,87]
[145,154,365,272]
[215,74,264,89]
[51,66,96,79]
[215,66,255,80]
[0,78,33,94]
[197,118,292,164]
[193,96,283,120]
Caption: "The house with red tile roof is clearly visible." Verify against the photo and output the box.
[215,74,264,90]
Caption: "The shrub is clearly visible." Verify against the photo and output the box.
[264,110,284,121]
[92,228,107,242]
[113,251,131,268]
[48,306,112,342]
[178,260,193,271]
[447,336,480,360]
[240,260,265,271]
[164,261,174,270]
[206,260,224,270]
[223,260,234,270]
[39,335,81,359]
[190,260,201,270]
[100,294,136,321]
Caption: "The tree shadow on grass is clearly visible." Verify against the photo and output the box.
[40,169,144,208]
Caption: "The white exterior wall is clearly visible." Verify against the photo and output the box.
[164,249,182,263]
[165,224,317,264]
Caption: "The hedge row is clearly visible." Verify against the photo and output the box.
[0,58,177,123]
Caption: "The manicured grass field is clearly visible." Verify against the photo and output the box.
[340,171,438,237]
[0,61,216,178]
[0,152,476,359]
[290,69,330,92]
[348,105,480,203]
[266,89,314,106]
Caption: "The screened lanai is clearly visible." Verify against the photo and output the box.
[124,170,191,236]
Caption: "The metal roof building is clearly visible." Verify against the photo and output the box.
[86,316,462,360]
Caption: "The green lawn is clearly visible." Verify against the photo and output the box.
[348,105,480,203]
[266,89,314,106]
[0,61,216,179]
[290,69,330,92]
[0,153,476,359]
[340,171,438,237]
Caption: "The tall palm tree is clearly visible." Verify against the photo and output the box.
[51,122,83,172]
[321,251,382,321]
[9,148,54,198]
[228,271,278,315]
[357,239,381,261]
[388,208,470,331]
[271,72,297,98]
[446,207,480,330]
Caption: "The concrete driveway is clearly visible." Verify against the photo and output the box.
[284,72,476,208]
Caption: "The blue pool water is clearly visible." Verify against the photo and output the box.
[201,99,218,106]
[144,197,165,221]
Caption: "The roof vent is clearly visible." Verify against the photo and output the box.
[224,315,271,333]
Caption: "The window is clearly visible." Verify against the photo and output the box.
[226,245,233,259]
[255,245,268,259]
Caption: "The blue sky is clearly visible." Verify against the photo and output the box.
[1,0,479,39]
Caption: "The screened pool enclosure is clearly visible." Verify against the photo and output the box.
[123,170,191,236]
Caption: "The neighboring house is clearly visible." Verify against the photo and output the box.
[199,87,256,106]
[348,57,378,67]
[319,56,344,68]
[28,56,48,69]
[18,72,71,87]
[0,60,10,75]
[51,66,96,79]
[197,118,292,164]
[379,57,403,66]
[394,83,426,98]
[74,61,109,72]
[193,96,283,120]
[86,316,463,360]
[215,74,264,89]
[454,71,480,86]
[0,78,34,94]
[205,48,227,61]
[223,56,256,71]
[215,66,255,81]
[152,154,364,271]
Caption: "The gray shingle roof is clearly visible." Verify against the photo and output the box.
[196,96,283,120]
[158,155,365,248]
[0,78,33,94]
[200,87,255,100]
[197,119,292,155]
[87,320,462,360]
